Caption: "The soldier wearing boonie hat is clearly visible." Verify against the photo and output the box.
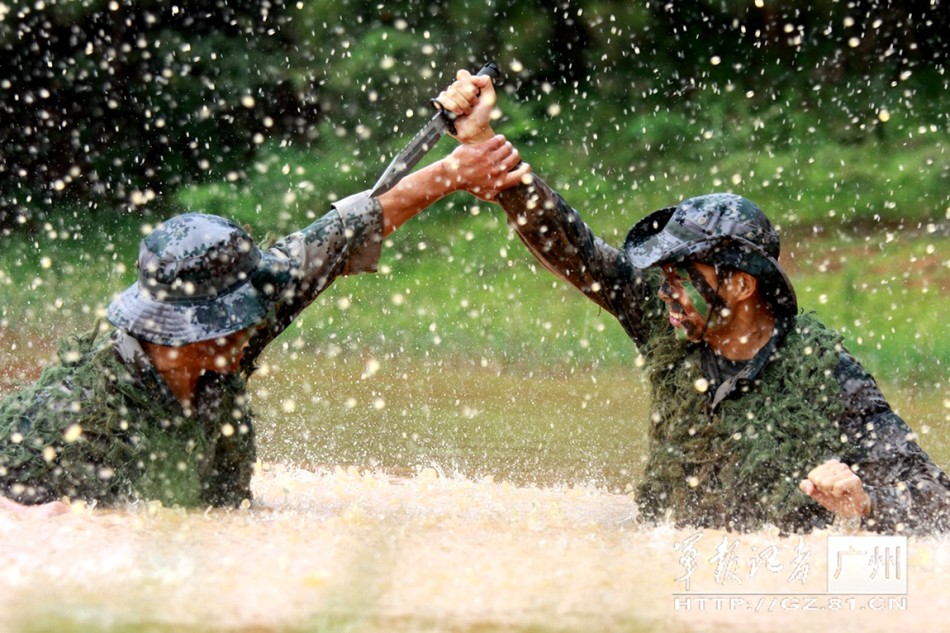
[106,213,291,348]
[495,173,950,533]
[0,113,527,512]
[437,68,950,533]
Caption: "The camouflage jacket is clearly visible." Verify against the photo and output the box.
[0,192,383,507]
[496,177,950,534]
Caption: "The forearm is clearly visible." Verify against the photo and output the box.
[857,430,950,533]
[378,159,456,236]
[861,461,950,533]
[497,175,604,291]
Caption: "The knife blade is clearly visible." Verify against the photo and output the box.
[369,62,500,197]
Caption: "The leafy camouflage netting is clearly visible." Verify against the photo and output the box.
[636,312,848,532]
[0,327,255,507]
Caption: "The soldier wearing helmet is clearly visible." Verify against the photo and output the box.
[439,70,950,533]
[0,99,528,514]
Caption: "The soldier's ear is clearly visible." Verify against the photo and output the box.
[729,271,758,301]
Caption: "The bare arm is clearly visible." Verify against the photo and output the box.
[0,495,70,517]
[378,135,527,235]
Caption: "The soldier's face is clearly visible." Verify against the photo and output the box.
[176,328,254,374]
[145,327,256,379]
[658,262,724,342]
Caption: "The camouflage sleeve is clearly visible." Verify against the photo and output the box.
[835,351,950,534]
[276,191,385,283]
[495,175,664,347]
[241,192,384,366]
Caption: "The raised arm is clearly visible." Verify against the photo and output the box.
[378,135,527,235]
[242,76,529,366]
[438,71,664,345]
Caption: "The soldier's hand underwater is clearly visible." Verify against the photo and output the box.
[436,68,497,144]
[443,136,530,201]
[800,459,872,519]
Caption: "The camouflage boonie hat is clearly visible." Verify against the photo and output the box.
[624,193,797,317]
[107,213,290,346]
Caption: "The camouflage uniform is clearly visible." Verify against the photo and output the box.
[496,177,950,534]
[0,193,383,507]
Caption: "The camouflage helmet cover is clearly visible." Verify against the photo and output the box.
[623,193,797,317]
[107,213,290,346]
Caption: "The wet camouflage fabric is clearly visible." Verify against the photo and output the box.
[0,193,383,507]
[496,177,950,533]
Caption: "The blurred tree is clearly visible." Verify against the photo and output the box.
[1,0,946,232]
[0,0,315,229]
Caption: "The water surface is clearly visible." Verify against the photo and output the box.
[2,357,948,632]
[3,464,949,633]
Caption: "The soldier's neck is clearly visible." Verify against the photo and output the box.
[156,366,200,410]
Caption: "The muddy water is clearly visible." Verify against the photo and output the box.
[2,465,949,633]
[2,356,949,632]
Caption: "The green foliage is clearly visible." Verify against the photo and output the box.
[0,0,317,228]
[4,0,947,231]
[790,230,950,384]
[177,130,382,235]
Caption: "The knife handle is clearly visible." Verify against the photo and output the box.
[475,61,501,82]
[432,62,501,135]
